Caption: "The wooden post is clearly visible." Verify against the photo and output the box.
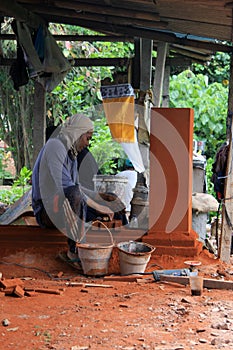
[129,38,152,222]
[226,55,233,141]
[219,53,233,263]
[152,42,168,107]
[138,38,152,167]
[132,38,140,89]
[162,63,170,107]
[32,81,46,165]
[140,38,152,91]
[219,137,233,262]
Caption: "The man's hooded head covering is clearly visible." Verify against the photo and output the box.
[58,114,94,154]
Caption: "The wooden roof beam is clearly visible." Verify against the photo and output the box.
[0,34,133,42]
[72,13,167,30]
[1,30,229,54]
[171,43,213,55]
[0,56,204,67]
[18,4,168,30]
[53,0,161,22]
[169,47,212,61]
[0,56,130,67]
[68,19,233,54]
[153,36,232,53]
[0,0,45,29]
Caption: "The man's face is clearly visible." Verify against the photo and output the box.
[75,131,93,153]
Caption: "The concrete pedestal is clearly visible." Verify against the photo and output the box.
[143,108,202,256]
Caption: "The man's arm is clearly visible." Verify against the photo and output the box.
[81,185,126,215]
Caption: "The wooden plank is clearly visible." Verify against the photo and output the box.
[24,288,62,295]
[157,274,233,290]
[104,275,143,282]
[157,275,189,286]
[203,278,233,290]
[65,282,113,288]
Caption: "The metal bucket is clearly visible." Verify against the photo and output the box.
[93,175,128,199]
[77,221,114,277]
[77,243,113,277]
[117,241,155,275]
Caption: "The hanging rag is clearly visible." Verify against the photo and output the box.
[10,20,71,92]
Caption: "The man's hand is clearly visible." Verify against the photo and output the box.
[95,204,114,221]
[85,191,126,221]
[98,192,118,202]
[98,192,126,213]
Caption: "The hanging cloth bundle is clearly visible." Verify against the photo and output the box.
[100,83,135,143]
[10,20,71,92]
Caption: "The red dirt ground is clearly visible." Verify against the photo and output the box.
[1,243,233,350]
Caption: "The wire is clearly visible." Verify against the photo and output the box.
[0,261,76,280]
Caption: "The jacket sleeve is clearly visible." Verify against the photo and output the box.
[41,138,77,191]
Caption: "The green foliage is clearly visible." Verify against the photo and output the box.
[13,166,32,190]
[0,67,34,171]
[0,187,30,205]
[0,148,13,180]
[193,52,230,84]
[170,70,228,158]
[205,157,215,197]
[47,68,103,124]
[0,166,32,204]
[0,19,34,171]
[46,24,133,126]
[89,116,126,174]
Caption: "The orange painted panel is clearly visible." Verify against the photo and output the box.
[149,108,194,234]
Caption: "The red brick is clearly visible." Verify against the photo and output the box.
[13,285,25,298]
[0,278,24,289]
[24,291,38,297]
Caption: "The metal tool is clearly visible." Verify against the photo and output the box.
[152,268,190,281]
